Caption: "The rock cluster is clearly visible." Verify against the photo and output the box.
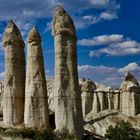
[2,21,50,129]
[0,5,140,140]
[78,72,140,117]
[1,5,84,139]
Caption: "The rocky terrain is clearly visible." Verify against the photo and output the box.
[0,71,140,137]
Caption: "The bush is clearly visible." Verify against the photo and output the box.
[105,120,140,140]
[0,127,56,140]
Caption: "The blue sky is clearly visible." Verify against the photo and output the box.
[0,0,140,88]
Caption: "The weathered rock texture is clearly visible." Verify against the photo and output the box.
[0,81,4,117]
[84,110,140,137]
[52,6,83,139]
[120,72,140,116]
[113,90,120,110]
[80,78,96,116]
[0,81,4,107]
[24,27,49,129]
[2,20,25,125]
[47,79,55,112]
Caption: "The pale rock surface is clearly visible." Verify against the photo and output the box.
[104,87,117,110]
[90,84,107,114]
[91,86,120,114]
[47,79,55,112]
[120,72,140,116]
[113,90,120,110]
[52,6,83,139]
[80,78,96,116]
[24,27,49,129]
[2,20,25,125]
[93,88,107,112]
[84,110,140,137]
[92,92,100,114]
[0,81,4,116]
[0,81,4,106]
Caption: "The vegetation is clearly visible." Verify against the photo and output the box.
[0,127,80,140]
[0,127,56,140]
[55,130,77,140]
[105,120,140,140]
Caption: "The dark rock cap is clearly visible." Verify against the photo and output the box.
[2,20,24,47]
[120,71,140,92]
[27,26,41,44]
[52,5,76,37]
[125,71,139,86]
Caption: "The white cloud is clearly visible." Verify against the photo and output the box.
[16,20,34,36]
[78,34,123,46]
[0,0,120,33]
[45,21,52,32]
[101,77,123,88]
[99,11,118,20]
[0,71,5,79]
[78,62,140,87]
[78,65,116,75]
[119,62,140,73]
[90,0,109,6]
[90,40,140,57]
[83,16,93,20]
[45,69,53,79]
[78,34,140,57]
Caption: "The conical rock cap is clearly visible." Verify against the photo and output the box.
[27,26,41,44]
[2,20,24,47]
[120,71,140,92]
[52,5,76,37]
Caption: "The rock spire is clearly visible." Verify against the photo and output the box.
[52,6,83,139]
[2,20,25,125]
[24,26,49,129]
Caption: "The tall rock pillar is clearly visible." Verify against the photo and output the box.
[24,27,49,129]
[52,6,83,139]
[2,20,25,125]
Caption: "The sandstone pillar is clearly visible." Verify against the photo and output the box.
[92,92,100,114]
[113,91,120,110]
[81,92,93,116]
[2,20,25,125]
[107,93,114,110]
[80,79,94,116]
[24,27,49,129]
[98,91,106,111]
[120,72,140,116]
[52,6,83,139]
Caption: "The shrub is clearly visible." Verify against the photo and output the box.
[0,127,56,140]
[105,120,140,140]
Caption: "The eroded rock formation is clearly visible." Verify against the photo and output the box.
[52,6,83,139]
[120,72,140,116]
[24,27,49,129]
[80,78,96,116]
[2,20,25,125]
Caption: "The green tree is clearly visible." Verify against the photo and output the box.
[105,120,140,140]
